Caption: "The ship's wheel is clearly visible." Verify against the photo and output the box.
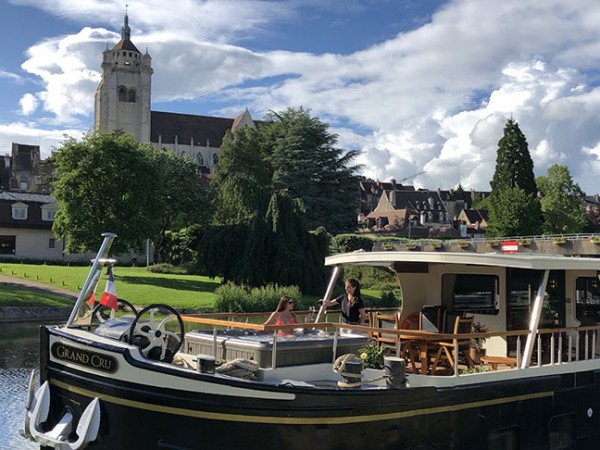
[128,304,184,363]
[92,298,138,323]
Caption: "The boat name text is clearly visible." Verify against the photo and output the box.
[51,343,118,373]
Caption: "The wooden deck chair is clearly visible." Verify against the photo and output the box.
[431,316,475,373]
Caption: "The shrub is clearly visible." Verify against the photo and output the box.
[214,282,302,313]
[147,263,188,275]
[342,266,397,290]
[330,234,374,254]
[378,288,402,308]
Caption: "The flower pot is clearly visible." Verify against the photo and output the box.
[470,348,486,364]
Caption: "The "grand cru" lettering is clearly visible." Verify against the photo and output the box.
[51,342,118,373]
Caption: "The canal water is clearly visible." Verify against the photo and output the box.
[0,322,44,450]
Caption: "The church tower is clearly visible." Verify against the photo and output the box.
[94,13,152,142]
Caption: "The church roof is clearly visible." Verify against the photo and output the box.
[112,39,140,53]
[150,111,235,148]
[111,12,140,53]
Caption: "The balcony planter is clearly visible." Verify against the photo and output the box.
[457,240,471,248]
[405,242,420,250]
[488,240,500,248]
[590,236,600,245]
[552,237,567,245]
[519,239,532,247]
[430,241,443,250]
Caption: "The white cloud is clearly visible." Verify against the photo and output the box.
[7,0,600,195]
[19,93,39,116]
[0,122,83,158]
[0,69,24,83]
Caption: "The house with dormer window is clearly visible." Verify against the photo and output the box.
[0,192,65,260]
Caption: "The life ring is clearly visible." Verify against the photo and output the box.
[402,313,419,330]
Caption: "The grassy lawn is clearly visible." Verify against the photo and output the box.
[0,284,75,307]
[0,264,390,312]
[0,264,220,310]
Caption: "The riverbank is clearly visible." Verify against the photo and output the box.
[0,274,76,323]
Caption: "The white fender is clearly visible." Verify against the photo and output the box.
[21,372,101,450]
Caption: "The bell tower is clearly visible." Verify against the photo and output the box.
[94,12,152,142]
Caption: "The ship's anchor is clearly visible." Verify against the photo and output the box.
[21,370,101,450]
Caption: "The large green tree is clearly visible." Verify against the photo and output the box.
[149,150,209,262]
[201,107,358,292]
[210,126,271,225]
[263,107,361,233]
[52,131,205,257]
[197,191,329,294]
[487,119,543,237]
[536,164,586,234]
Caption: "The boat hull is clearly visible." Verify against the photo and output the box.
[38,326,600,450]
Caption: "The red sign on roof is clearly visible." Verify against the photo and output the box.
[501,240,519,253]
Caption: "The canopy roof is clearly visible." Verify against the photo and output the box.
[325,251,600,271]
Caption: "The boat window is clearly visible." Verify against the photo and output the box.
[549,413,575,450]
[442,274,499,314]
[575,277,600,325]
[488,426,520,450]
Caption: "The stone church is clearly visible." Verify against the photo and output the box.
[94,13,256,174]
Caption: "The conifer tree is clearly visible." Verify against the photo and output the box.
[487,119,543,237]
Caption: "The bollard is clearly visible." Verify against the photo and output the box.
[338,360,363,389]
[384,356,406,389]
[197,354,216,374]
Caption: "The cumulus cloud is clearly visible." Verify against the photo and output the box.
[7,0,600,193]
[0,122,83,158]
[19,93,39,116]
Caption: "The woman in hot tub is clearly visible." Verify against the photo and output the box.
[264,296,299,331]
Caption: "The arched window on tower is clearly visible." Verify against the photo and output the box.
[118,87,127,102]
[128,89,136,103]
[212,153,219,165]
[196,153,204,165]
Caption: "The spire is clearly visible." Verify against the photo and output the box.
[121,6,131,41]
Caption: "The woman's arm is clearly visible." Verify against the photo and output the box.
[264,311,278,326]
[358,307,368,324]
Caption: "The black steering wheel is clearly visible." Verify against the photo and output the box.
[93,298,138,323]
[128,304,184,363]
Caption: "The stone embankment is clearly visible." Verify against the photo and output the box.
[0,275,77,323]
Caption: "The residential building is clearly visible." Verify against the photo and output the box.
[0,192,66,261]
[0,143,41,192]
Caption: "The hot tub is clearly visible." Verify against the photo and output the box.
[184,330,368,368]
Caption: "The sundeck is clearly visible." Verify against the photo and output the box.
[21,233,600,449]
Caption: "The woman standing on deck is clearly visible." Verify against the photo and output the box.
[321,278,368,325]
[264,296,299,326]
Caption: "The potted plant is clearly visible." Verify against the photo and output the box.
[470,322,488,364]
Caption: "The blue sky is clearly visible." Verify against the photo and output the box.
[3,0,600,194]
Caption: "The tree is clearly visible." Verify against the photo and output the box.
[197,191,329,294]
[263,107,361,234]
[52,131,206,257]
[487,119,543,237]
[200,107,358,292]
[486,187,542,237]
[536,164,586,234]
[210,126,271,225]
[149,151,209,262]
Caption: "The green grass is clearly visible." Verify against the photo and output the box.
[0,264,221,310]
[0,284,74,307]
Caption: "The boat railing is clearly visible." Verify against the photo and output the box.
[181,313,600,374]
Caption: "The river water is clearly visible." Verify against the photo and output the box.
[0,322,43,450]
